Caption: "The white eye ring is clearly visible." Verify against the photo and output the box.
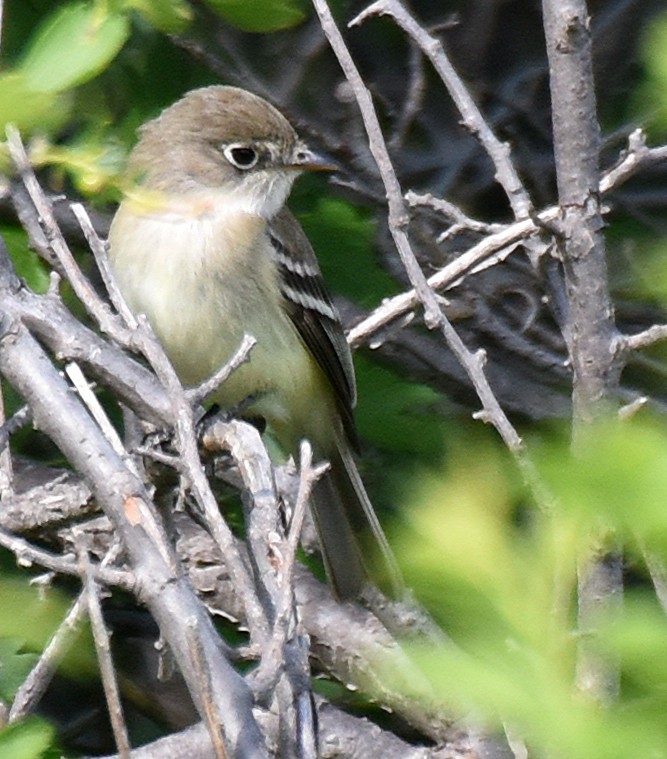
[223,143,259,170]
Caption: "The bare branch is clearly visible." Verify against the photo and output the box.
[350,130,667,353]
[599,129,667,193]
[0,402,31,457]
[95,693,482,759]
[388,42,426,150]
[5,127,125,342]
[203,420,319,758]
[575,547,623,703]
[82,551,132,758]
[352,0,533,220]
[312,0,444,329]
[70,202,138,328]
[187,334,257,407]
[283,441,328,597]
[0,384,12,494]
[65,362,133,463]
[0,526,133,589]
[0,465,95,533]
[346,210,557,350]
[542,0,621,705]
[543,0,620,427]
[137,329,270,646]
[405,191,505,236]
[619,324,667,353]
[0,249,172,424]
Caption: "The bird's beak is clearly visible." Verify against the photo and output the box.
[287,145,337,173]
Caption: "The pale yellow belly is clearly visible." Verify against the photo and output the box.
[108,203,334,451]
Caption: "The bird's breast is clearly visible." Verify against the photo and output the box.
[108,202,321,432]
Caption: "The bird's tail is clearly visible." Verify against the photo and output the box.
[309,438,403,600]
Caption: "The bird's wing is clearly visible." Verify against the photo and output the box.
[267,208,358,446]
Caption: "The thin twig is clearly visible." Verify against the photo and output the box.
[133,316,270,646]
[351,0,533,220]
[82,550,132,758]
[204,419,284,671]
[65,362,132,461]
[350,129,667,352]
[406,191,506,236]
[9,542,124,724]
[276,444,326,759]
[185,619,228,759]
[187,334,257,407]
[388,42,426,149]
[617,396,648,420]
[71,202,138,328]
[0,526,134,590]
[0,383,13,493]
[619,324,667,353]
[312,0,443,329]
[5,128,125,341]
[283,441,328,594]
[599,129,667,193]
[0,403,32,455]
[250,440,327,698]
[346,208,557,349]
[8,593,88,723]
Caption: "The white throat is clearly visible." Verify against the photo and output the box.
[213,169,297,220]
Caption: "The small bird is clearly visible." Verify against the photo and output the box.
[108,85,401,599]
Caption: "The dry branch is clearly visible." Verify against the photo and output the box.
[542,0,622,704]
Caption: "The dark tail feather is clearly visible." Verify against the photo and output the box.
[309,440,403,600]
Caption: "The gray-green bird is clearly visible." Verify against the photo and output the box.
[108,85,401,599]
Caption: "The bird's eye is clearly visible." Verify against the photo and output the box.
[223,144,259,170]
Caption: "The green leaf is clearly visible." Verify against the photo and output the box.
[30,134,127,198]
[1,227,51,294]
[0,719,55,759]
[533,418,667,553]
[123,0,193,33]
[19,2,130,93]
[0,73,69,134]
[390,425,667,759]
[0,638,39,702]
[0,579,96,679]
[203,0,307,32]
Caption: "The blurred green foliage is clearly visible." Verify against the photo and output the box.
[0,227,50,293]
[202,0,307,32]
[0,574,97,757]
[393,418,667,758]
[0,718,56,759]
[19,3,130,94]
[634,10,667,138]
[0,578,97,688]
